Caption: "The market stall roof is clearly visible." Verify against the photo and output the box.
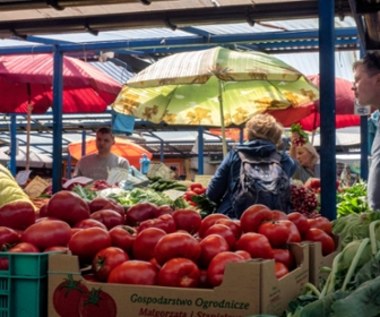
[0,0,377,52]
[0,1,351,37]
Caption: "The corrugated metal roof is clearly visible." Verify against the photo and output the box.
[14,17,356,82]
[28,17,356,43]
[89,61,134,84]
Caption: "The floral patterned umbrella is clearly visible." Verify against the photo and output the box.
[113,47,319,154]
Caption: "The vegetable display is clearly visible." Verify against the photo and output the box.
[286,212,380,317]
[0,173,348,317]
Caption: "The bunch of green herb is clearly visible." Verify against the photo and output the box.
[336,180,370,217]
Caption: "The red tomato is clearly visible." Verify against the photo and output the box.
[74,218,107,230]
[0,201,36,230]
[204,223,236,248]
[172,209,202,234]
[215,218,242,240]
[155,205,174,217]
[281,220,302,243]
[90,209,124,230]
[199,269,211,288]
[150,257,161,271]
[235,232,274,259]
[304,228,336,256]
[44,246,69,253]
[198,214,229,238]
[0,226,20,249]
[133,227,166,261]
[207,251,246,287]
[273,248,294,270]
[109,225,136,254]
[199,234,230,268]
[137,214,176,233]
[287,212,310,237]
[240,205,273,233]
[158,258,201,287]
[107,260,158,285]
[8,242,39,253]
[258,221,291,248]
[125,202,159,226]
[78,289,117,317]
[53,277,88,317]
[193,187,206,195]
[92,246,129,282]
[271,210,288,220]
[88,197,125,216]
[275,261,289,279]
[190,183,204,191]
[47,190,90,226]
[234,250,251,260]
[68,227,111,264]
[21,219,72,251]
[38,203,48,218]
[88,196,114,213]
[307,217,333,235]
[70,228,82,237]
[154,231,201,265]
[183,190,197,203]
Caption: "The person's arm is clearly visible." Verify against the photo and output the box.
[118,157,130,170]
[280,152,297,177]
[73,160,82,177]
[206,151,235,204]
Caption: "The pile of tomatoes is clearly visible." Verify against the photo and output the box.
[0,190,335,289]
[183,182,207,206]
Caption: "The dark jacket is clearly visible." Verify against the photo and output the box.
[206,139,296,218]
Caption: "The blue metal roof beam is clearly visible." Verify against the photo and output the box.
[0,44,52,54]
[23,27,358,55]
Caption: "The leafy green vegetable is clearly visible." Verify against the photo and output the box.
[299,291,349,317]
[72,185,97,201]
[191,194,216,218]
[332,212,380,249]
[336,181,370,217]
[108,187,174,207]
[350,249,380,289]
[332,276,380,317]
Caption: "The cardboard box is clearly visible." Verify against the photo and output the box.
[48,243,308,317]
[308,237,339,286]
[260,243,309,315]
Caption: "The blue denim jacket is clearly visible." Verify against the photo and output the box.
[206,139,296,218]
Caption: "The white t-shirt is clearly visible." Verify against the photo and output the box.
[74,153,130,180]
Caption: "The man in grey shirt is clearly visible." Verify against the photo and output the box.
[74,127,130,181]
[353,52,380,210]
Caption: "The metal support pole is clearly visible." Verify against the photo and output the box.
[9,115,17,175]
[319,0,337,220]
[198,127,204,175]
[360,115,369,180]
[52,48,64,193]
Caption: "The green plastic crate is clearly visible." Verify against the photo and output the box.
[0,252,49,317]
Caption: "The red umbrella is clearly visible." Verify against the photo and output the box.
[269,75,359,131]
[293,75,358,130]
[0,53,122,114]
[298,74,359,131]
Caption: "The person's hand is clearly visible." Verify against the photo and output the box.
[290,123,308,146]
[291,131,307,146]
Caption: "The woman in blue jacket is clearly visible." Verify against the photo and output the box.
[206,113,296,218]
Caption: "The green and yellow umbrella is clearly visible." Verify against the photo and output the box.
[113,47,319,155]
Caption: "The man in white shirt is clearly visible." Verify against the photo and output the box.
[74,127,130,181]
